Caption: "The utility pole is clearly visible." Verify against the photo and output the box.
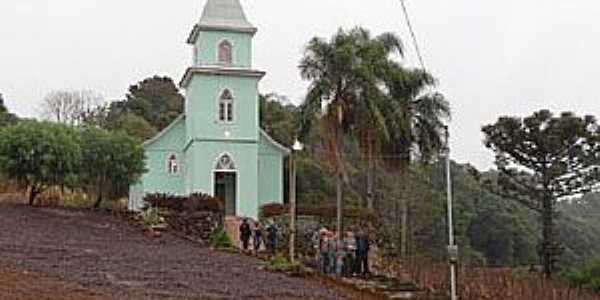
[444,126,458,300]
[289,139,303,263]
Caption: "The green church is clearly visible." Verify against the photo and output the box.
[128,0,289,219]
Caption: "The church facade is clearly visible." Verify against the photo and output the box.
[129,0,289,219]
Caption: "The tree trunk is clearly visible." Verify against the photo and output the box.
[334,119,344,235]
[541,193,555,279]
[400,168,409,259]
[367,147,374,210]
[28,187,38,206]
[93,189,103,209]
[336,172,343,235]
[367,133,374,211]
[401,195,408,259]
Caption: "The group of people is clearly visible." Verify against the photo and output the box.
[313,227,371,277]
[239,219,278,255]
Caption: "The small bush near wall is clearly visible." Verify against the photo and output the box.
[145,193,224,212]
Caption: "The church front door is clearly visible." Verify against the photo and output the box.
[214,172,237,216]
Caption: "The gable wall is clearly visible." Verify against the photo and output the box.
[140,116,187,197]
[258,133,285,206]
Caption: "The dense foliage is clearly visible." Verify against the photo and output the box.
[102,76,184,137]
[0,121,145,206]
[259,91,600,273]
[0,121,81,205]
[298,28,450,256]
[566,259,600,293]
[80,127,146,208]
[80,76,183,141]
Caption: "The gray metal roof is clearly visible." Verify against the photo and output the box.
[198,0,256,32]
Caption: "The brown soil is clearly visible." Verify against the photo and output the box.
[0,266,105,300]
[0,202,351,300]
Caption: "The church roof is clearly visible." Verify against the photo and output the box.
[199,0,256,32]
[187,0,257,44]
[260,129,291,155]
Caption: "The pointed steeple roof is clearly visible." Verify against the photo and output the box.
[200,0,255,29]
[188,0,256,43]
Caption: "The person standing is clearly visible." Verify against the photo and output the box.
[319,228,330,274]
[266,222,278,255]
[239,219,252,252]
[335,232,345,276]
[253,222,263,255]
[343,230,357,277]
[327,231,337,275]
[355,230,371,277]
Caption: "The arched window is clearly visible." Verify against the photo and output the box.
[218,89,234,122]
[218,40,233,65]
[215,153,236,171]
[167,154,179,174]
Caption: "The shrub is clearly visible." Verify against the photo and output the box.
[267,253,303,275]
[210,230,233,249]
[566,260,600,293]
[141,207,163,227]
[144,193,224,212]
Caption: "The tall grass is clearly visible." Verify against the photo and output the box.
[400,259,600,299]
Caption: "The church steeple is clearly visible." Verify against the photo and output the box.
[199,0,256,33]
[187,0,257,45]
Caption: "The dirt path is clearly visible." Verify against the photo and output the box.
[0,203,349,300]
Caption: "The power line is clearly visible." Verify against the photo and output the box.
[398,0,427,72]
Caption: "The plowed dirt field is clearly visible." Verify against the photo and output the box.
[0,203,351,300]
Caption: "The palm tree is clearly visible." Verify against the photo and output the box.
[380,66,451,258]
[299,28,402,233]
[352,31,405,211]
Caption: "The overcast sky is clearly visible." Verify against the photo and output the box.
[1,0,599,169]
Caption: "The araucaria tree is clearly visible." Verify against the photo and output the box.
[483,110,600,278]
[0,121,81,205]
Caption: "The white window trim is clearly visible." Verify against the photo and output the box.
[166,153,181,176]
[217,88,235,124]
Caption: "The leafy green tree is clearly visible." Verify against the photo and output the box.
[108,113,157,142]
[259,93,299,147]
[80,127,146,208]
[124,76,184,131]
[0,121,81,205]
[0,93,18,127]
[80,76,182,141]
[483,110,600,278]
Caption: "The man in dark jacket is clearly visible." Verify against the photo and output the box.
[239,219,252,252]
[355,230,371,277]
[266,222,278,255]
